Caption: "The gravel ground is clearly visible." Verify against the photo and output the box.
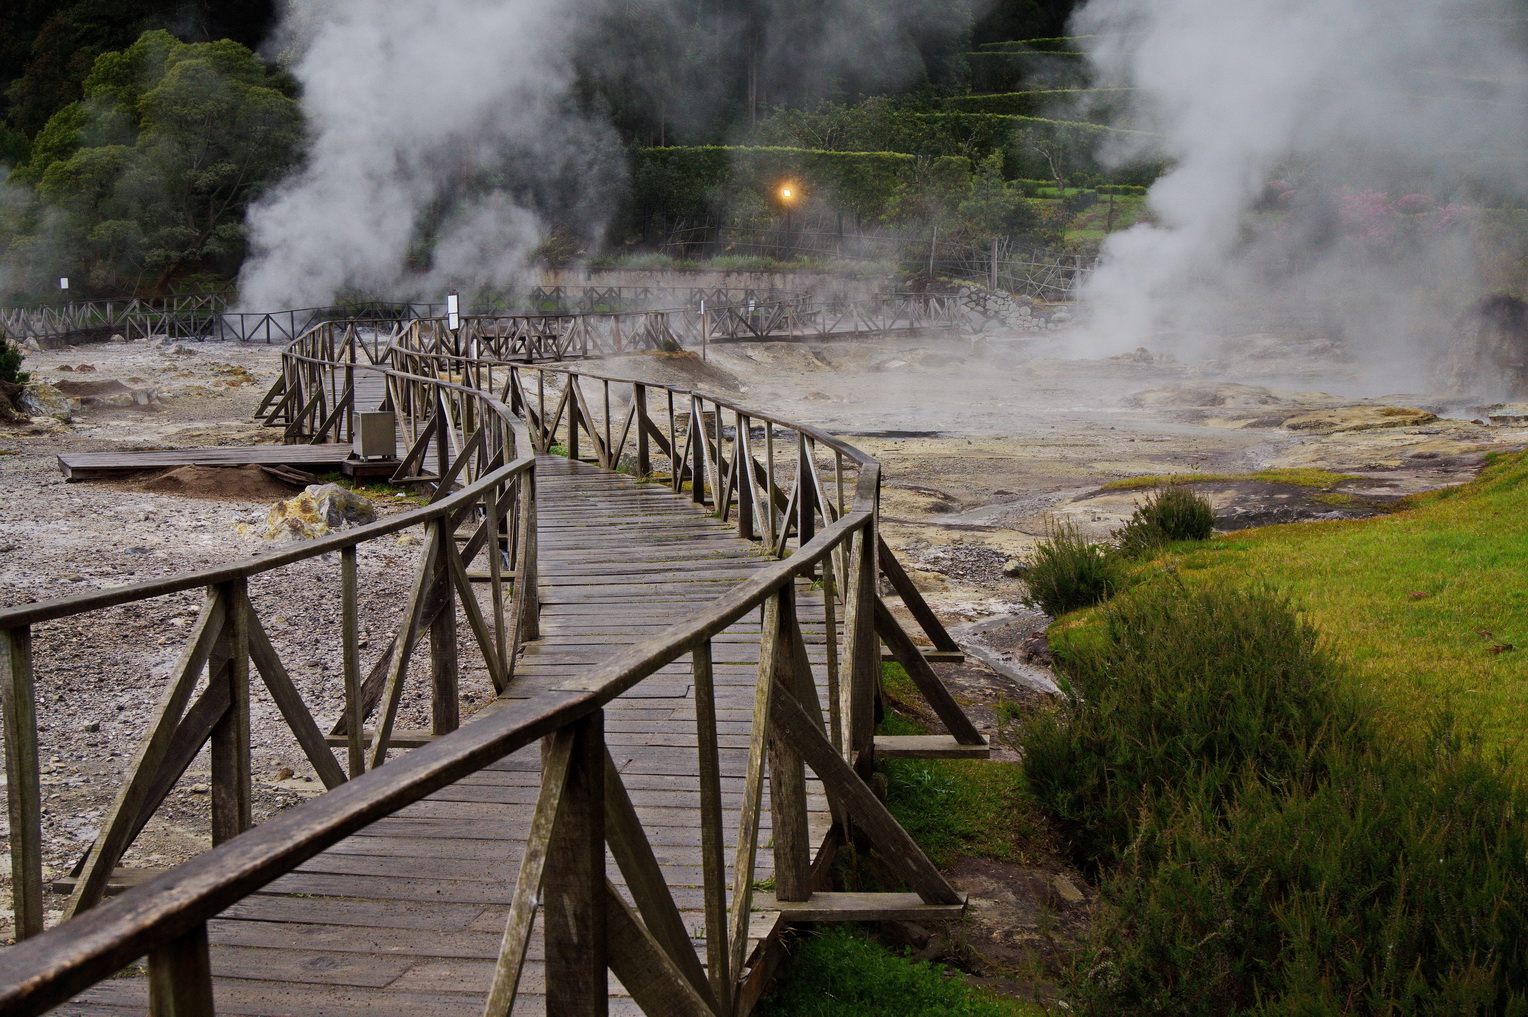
[0,337,503,938]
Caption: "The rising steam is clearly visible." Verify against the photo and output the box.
[1071,0,1528,389]
[237,0,617,310]
[240,0,968,310]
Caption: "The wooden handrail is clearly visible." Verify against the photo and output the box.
[0,310,981,1015]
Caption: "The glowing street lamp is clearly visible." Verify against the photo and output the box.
[777,181,800,256]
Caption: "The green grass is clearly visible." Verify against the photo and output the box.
[758,927,1046,1017]
[1086,449,1528,749]
[879,664,1046,868]
[1100,468,1361,492]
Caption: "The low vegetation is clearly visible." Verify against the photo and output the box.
[1028,580,1528,1016]
[1113,485,1215,554]
[758,926,1042,1017]
[1020,520,1120,616]
[1152,449,1528,746]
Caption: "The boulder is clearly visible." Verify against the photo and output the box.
[263,484,376,540]
[1281,406,1438,433]
[19,382,75,422]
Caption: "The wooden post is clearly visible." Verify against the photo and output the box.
[1,625,43,940]
[209,580,251,845]
[842,522,879,768]
[341,547,364,778]
[147,921,214,1017]
[516,472,540,642]
[767,585,811,902]
[634,385,650,477]
[692,641,730,1007]
[689,397,706,506]
[544,710,607,1017]
[430,522,460,736]
[735,412,754,540]
[796,435,816,555]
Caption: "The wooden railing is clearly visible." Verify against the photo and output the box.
[0,361,536,933]
[0,316,983,1016]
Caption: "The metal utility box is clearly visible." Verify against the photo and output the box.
[353,411,397,460]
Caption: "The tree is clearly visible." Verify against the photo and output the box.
[14,30,301,294]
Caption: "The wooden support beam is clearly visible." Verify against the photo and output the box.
[877,539,959,652]
[605,882,716,1017]
[874,598,985,747]
[482,729,574,1017]
[771,683,963,906]
[602,752,719,1011]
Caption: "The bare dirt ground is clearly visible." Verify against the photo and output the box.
[2,323,1523,975]
[0,337,490,936]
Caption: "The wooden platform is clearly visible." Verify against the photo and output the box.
[63,456,831,1016]
[57,445,360,481]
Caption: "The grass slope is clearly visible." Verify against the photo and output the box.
[1087,449,1528,749]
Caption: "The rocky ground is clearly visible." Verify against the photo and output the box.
[0,336,487,937]
[2,320,1523,991]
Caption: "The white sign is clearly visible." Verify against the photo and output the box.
[59,277,69,290]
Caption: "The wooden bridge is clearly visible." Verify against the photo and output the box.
[2,287,966,348]
[0,315,985,1015]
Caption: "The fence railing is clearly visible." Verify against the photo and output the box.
[0,307,986,1013]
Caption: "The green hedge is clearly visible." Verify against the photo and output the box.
[978,36,1096,54]
[939,88,1135,118]
[966,50,1087,92]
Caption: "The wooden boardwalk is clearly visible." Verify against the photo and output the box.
[61,456,829,1016]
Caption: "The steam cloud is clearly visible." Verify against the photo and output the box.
[240,0,967,310]
[238,0,617,310]
[1070,0,1528,390]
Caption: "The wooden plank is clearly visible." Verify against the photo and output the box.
[755,891,965,922]
[874,735,990,759]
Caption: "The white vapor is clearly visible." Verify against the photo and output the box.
[240,0,972,311]
[238,0,615,309]
[1070,0,1528,388]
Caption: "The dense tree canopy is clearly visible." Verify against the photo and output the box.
[7,30,300,294]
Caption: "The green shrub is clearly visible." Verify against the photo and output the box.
[1027,583,1350,867]
[1114,485,1216,554]
[1020,522,1120,617]
[1027,582,1528,1016]
[0,330,28,387]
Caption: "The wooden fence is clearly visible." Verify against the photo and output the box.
[0,316,982,1015]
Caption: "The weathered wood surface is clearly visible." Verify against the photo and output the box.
[57,445,358,480]
[61,456,832,1016]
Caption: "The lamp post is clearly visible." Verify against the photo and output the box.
[777,182,799,259]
